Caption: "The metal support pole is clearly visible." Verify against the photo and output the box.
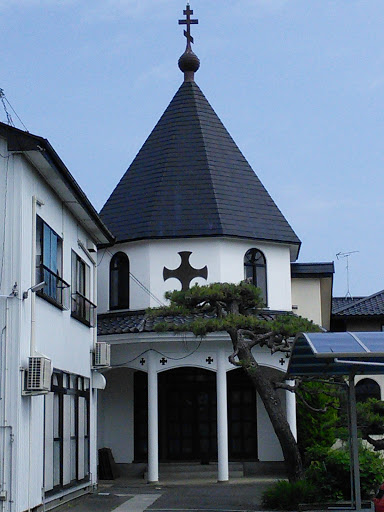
[348,374,361,511]
[216,348,229,482]
[147,351,159,483]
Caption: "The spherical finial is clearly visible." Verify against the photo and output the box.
[178,49,200,73]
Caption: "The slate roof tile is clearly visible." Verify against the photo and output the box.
[332,290,384,316]
[100,81,300,249]
[97,310,291,336]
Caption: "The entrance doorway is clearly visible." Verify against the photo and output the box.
[133,367,258,462]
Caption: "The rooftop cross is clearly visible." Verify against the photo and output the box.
[178,4,198,49]
[177,4,200,81]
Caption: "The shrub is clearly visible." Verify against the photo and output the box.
[262,480,317,510]
[305,444,384,501]
[262,445,384,509]
[296,381,340,455]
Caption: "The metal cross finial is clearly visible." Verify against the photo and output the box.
[179,4,198,48]
[163,251,208,291]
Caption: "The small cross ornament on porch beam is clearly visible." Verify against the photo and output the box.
[163,251,208,291]
[178,4,198,48]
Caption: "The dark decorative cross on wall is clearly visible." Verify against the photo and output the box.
[279,358,286,366]
[163,251,208,291]
[160,357,168,366]
[140,358,146,366]
[178,4,198,47]
[206,357,213,365]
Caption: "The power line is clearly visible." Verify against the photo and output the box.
[0,88,28,132]
[97,247,165,306]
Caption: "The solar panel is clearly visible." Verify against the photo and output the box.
[304,332,366,356]
[288,332,384,378]
[353,332,384,354]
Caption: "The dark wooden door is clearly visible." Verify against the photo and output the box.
[227,369,258,460]
[159,368,217,461]
[134,367,258,462]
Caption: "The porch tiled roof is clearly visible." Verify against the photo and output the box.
[97,309,289,336]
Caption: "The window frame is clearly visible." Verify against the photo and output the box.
[244,248,268,306]
[71,250,96,327]
[44,371,90,497]
[109,251,130,311]
[36,216,70,309]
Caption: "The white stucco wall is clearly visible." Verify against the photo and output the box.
[257,393,284,461]
[98,368,134,463]
[97,237,293,313]
[291,278,322,326]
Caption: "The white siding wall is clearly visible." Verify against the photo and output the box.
[0,143,99,512]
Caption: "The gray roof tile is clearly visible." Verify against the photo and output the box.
[100,81,300,248]
[97,310,289,336]
[332,290,384,316]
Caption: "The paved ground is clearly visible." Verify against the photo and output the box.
[55,476,279,512]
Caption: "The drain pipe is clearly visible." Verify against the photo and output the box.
[30,196,44,357]
[77,239,98,485]
[28,196,43,512]
[0,293,17,512]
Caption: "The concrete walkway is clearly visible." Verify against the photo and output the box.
[55,475,280,512]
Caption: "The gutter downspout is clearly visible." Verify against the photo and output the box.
[28,196,43,512]
[0,294,17,512]
[30,196,44,357]
[77,239,98,487]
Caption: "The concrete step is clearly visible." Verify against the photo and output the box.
[144,462,244,481]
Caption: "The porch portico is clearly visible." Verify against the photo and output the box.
[97,332,297,483]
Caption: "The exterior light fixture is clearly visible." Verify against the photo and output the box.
[23,281,46,300]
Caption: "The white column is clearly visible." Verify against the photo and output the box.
[147,350,159,482]
[216,348,229,482]
[285,380,297,441]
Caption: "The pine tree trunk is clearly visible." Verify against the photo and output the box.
[235,342,304,482]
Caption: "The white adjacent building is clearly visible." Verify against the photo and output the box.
[0,122,114,511]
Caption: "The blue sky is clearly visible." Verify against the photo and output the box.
[1,0,383,297]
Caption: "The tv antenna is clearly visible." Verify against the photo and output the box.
[336,251,359,298]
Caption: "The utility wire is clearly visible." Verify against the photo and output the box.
[110,341,202,368]
[0,88,28,132]
[98,247,164,307]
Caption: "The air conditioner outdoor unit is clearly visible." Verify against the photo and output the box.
[27,356,52,392]
[93,342,111,368]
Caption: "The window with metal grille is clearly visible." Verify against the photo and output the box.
[71,251,95,326]
[109,252,130,310]
[36,216,69,309]
[244,248,267,306]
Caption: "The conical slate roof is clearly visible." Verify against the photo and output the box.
[100,80,301,251]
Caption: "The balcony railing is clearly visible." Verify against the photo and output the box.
[71,291,96,327]
[36,264,70,309]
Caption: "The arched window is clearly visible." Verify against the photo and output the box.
[110,252,129,310]
[244,248,267,305]
[355,378,381,403]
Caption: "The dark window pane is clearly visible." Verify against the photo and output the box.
[244,248,267,305]
[110,252,129,310]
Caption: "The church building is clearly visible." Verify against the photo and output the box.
[96,5,333,482]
